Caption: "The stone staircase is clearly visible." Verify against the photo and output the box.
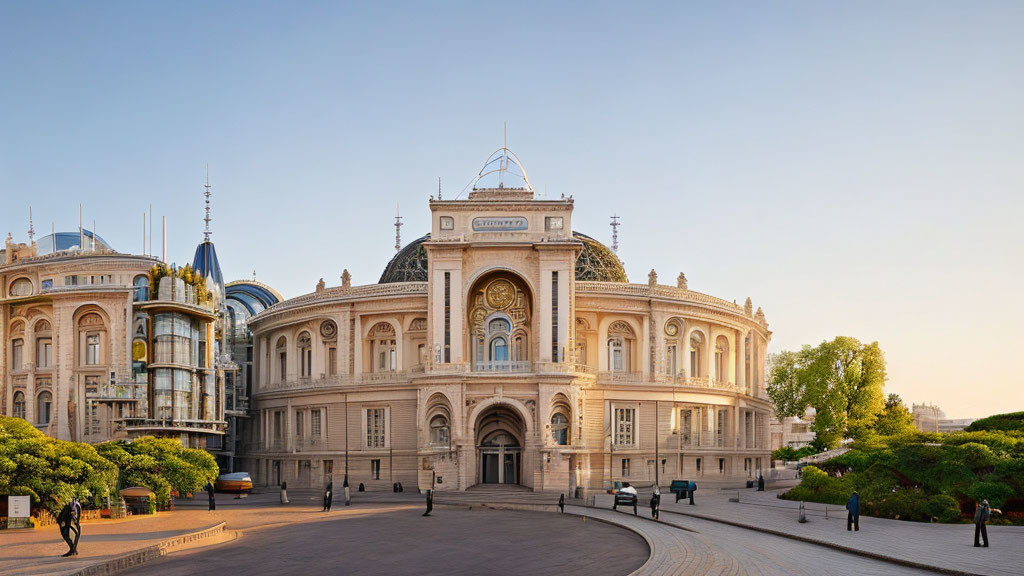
[433,484,565,509]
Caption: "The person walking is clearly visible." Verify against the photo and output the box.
[757,474,765,492]
[280,481,289,505]
[688,481,696,505]
[974,499,1001,547]
[56,497,82,557]
[205,482,216,511]
[423,471,436,517]
[846,491,860,531]
[323,481,334,512]
[650,486,661,520]
[558,493,565,513]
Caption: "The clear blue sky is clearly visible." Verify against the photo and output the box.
[2,1,1022,418]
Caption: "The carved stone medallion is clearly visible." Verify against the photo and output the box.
[485,279,516,310]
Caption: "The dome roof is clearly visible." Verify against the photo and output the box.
[378,232,627,284]
[36,230,113,254]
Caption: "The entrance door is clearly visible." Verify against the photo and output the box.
[479,432,520,484]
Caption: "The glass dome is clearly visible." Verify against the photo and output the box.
[36,230,113,254]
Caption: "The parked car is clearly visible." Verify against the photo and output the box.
[215,472,254,493]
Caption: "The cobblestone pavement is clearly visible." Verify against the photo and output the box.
[122,507,650,576]
[653,487,1024,576]
[569,506,939,576]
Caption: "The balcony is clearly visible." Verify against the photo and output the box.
[472,361,532,373]
[87,382,145,401]
[121,417,225,434]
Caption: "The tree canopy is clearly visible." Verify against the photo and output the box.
[873,393,916,436]
[768,336,887,449]
[96,437,218,506]
[0,416,117,513]
[966,412,1024,433]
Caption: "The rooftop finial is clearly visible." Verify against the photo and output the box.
[252,269,257,281]
[438,177,442,200]
[203,164,212,242]
[610,214,620,254]
[28,206,35,243]
[394,204,403,252]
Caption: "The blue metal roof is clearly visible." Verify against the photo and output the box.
[37,230,113,254]
[225,281,281,315]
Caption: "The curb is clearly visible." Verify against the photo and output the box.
[56,522,228,576]
[658,507,980,576]
[561,509,657,576]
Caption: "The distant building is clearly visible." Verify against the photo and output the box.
[770,411,816,451]
[912,403,974,433]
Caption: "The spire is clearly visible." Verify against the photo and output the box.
[394,204,403,252]
[27,206,34,243]
[203,164,212,242]
[610,214,620,254]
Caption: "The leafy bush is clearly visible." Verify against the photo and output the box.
[966,412,1024,433]
[780,429,1024,524]
[96,437,218,506]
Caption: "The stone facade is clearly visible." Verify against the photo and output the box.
[0,235,227,447]
[248,150,773,492]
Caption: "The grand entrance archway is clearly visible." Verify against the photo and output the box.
[476,404,526,485]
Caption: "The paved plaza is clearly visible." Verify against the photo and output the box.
[3,486,1022,576]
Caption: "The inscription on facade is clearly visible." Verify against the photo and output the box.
[472,217,528,231]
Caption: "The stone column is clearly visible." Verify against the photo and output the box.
[737,330,747,393]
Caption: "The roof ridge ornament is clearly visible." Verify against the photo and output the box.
[203,164,212,242]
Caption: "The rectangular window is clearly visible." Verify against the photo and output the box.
[328,347,338,376]
[719,458,725,473]
[680,409,692,445]
[279,352,287,381]
[86,334,100,365]
[696,457,702,472]
[366,408,386,448]
[667,345,677,376]
[12,339,24,370]
[614,406,636,446]
[273,411,283,441]
[296,410,304,438]
[371,459,381,480]
[311,409,322,437]
[545,216,563,231]
[621,458,630,477]
[551,271,559,362]
[443,272,451,363]
[36,338,52,368]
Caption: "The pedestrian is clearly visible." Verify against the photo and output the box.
[323,480,334,512]
[974,499,1001,547]
[650,486,661,520]
[423,471,436,517]
[757,474,765,492]
[280,481,289,505]
[558,493,565,513]
[846,491,860,531]
[688,481,696,505]
[206,482,216,511]
[56,496,82,557]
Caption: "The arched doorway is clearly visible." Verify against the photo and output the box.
[476,404,526,485]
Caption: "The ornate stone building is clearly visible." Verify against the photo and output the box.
[0,206,254,449]
[249,149,773,492]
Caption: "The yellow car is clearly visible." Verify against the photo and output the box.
[214,472,253,493]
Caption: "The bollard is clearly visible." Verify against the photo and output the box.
[798,501,807,523]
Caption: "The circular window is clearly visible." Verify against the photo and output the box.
[9,278,33,297]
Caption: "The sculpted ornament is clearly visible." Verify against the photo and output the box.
[485,279,516,310]
[320,320,337,339]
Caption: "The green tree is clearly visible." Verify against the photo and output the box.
[96,437,218,506]
[0,417,117,513]
[768,337,887,449]
[874,393,916,436]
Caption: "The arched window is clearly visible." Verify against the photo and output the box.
[133,275,150,301]
[490,336,508,362]
[430,414,450,446]
[36,391,52,425]
[715,335,729,383]
[607,321,635,372]
[276,336,287,382]
[690,331,705,378]
[13,391,25,420]
[368,322,397,372]
[551,412,569,445]
[298,332,312,378]
[607,338,623,371]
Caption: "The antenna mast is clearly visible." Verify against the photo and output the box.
[203,164,212,242]
[28,207,35,243]
[610,214,620,254]
[394,204,403,252]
